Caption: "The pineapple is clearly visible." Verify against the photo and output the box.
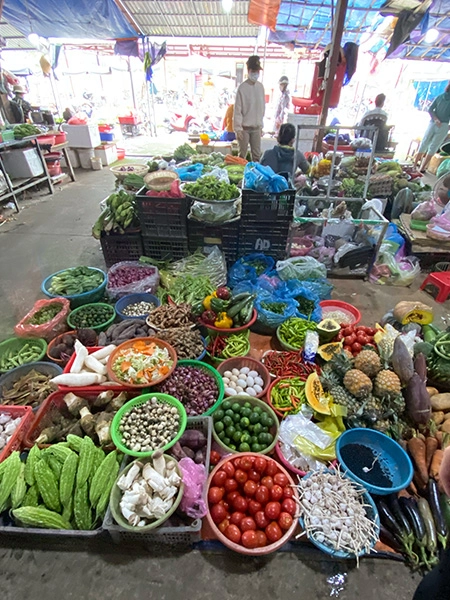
[343,369,373,398]
[354,350,382,378]
[320,370,359,414]
[328,351,354,380]
[374,370,401,399]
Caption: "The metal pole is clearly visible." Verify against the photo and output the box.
[261,27,268,84]
[316,0,348,151]
[128,57,137,109]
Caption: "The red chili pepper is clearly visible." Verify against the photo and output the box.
[264,351,319,378]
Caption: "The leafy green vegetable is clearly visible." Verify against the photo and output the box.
[173,144,196,161]
[183,176,240,201]
[168,275,213,305]
[123,174,145,189]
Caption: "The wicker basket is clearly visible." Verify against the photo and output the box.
[110,164,149,181]
[144,171,178,191]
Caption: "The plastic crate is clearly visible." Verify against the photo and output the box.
[136,188,190,237]
[100,231,144,268]
[0,405,34,462]
[187,219,239,265]
[240,189,296,223]
[238,223,290,260]
[142,236,189,261]
[118,115,139,125]
[103,415,212,549]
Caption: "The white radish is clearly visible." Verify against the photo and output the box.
[90,344,116,360]
[70,340,88,374]
[51,373,104,386]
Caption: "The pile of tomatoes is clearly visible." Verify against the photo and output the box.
[336,324,377,356]
[207,454,297,550]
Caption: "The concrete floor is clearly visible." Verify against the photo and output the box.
[0,166,446,599]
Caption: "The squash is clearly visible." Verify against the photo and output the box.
[393,301,433,325]
[318,342,343,361]
[305,372,332,415]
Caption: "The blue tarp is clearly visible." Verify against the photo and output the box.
[3,0,137,40]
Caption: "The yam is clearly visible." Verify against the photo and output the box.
[427,387,439,397]
[432,411,445,426]
[431,393,450,412]
[440,420,450,434]
[443,412,450,422]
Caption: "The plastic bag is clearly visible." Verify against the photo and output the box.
[411,200,437,221]
[205,166,229,182]
[189,200,237,223]
[228,254,275,288]
[162,246,227,289]
[275,280,322,322]
[244,162,289,193]
[176,163,204,182]
[371,253,421,287]
[255,294,298,332]
[437,158,450,179]
[293,414,345,462]
[276,256,327,281]
[179,457,207,519]
[15,298,71,341]
[106,261,160,300]
[299,278,333,299]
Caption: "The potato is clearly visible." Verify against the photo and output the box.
[427,387,439,398]
[432,411,445,426]
[431,393,450,412]
[443,412,450,422]
[441,420,450,434]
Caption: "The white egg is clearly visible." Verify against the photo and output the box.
[241,391,250,396]
[229,381,237,389]
[240,367,250,375]
[246,376,255,388]
[253,384,262,394]
[226,387,237,396]
[248,370,258,378]
[230,375,239,383]
[235,386,244,394]
[237,378,247,388]
[232,368,240,376]
[222,376,230,385]
[254,376,264,387]
[224,370,232,378]
[246,387,257,396]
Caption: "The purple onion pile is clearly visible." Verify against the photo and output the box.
[108,265,157,289]
[158,366,219,416]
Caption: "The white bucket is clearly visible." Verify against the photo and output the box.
[78,148,95,169]
[90,156,103,171]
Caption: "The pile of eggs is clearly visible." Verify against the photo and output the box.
[222,367,265,397]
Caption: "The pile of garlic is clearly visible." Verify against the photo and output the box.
[222,367,265,397]
[0,413,22,450]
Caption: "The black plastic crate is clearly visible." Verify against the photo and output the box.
[100,231,144,268]
[136,186,190,237]
[241,189,296,223]
[142,235,189,261]
[238,224,290,260]
[187,219,239,265]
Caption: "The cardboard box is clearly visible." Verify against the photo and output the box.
[95,143,118,166]
[2,148,44,179]
[428,154,447,175]
[61,124,101,148]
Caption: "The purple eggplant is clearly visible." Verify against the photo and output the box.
[405,372,431,425]
[415,352,427,383]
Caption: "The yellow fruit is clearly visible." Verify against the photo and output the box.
[343,369,373,398]
[305,373,332,415]
[374,370,401,399]
[354,350,382,378]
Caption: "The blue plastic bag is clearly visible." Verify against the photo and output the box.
[299,279,333,300]
[176,163,204,182]
[275,280,322,322]
[255,294,299,332]
[228,254,276,288]
[244,162,289,193]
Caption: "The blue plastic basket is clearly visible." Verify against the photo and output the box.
[41,267,107,308]
[115,293,160,321]
[336,428,413,495]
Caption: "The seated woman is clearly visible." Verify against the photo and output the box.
[261,123,309,176]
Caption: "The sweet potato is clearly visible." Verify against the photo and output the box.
[431,393,450,412]
[427,387,439,397]
[432,411,445,426]
[426,436,439,470]
[430,448,444,481]
[441,420,450,434]
[408,436,429,484]
[439,447,450,496]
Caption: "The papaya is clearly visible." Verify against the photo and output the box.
[393,301,433,325]
[318,342,343,361]
[317,318,340,343]
[305,373,332,415]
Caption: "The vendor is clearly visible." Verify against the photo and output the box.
[261,123,309,177]
[10,85,32,123]
[414,83,450,173]
[359,93,388,123]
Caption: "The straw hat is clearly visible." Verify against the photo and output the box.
[13,85,25,94]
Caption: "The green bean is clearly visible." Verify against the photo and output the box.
[221,333,249,358]
[271,377,306,415]
[278,317,317,349]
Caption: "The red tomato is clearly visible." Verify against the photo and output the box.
[255,510,270,529]
[273,473,289,488]
[253,457,267,473]
[356,333,369,345]
[233,495,248,513]
[248,500,262,515]
[222,462,235,478]
[261,476,274,490]
[240,517,256,532]
[281,498,297,516]
[210,451,221,466]
[212,470,227,487]
[230,511,245,526]
[210,503,227,524]
[255,485,270,505]
[227,490,239,503]
[224,524,241,544]
[265,521,282,543]
[270,485,284,501]
[265,461,278,477]
[239,457,254,471]
[241,530,259,549]
[265,501,281,520]
[343,345,353,354]
[248,469,260,482]
[352,342,362,353]
[278,512,293,531]
[224,478,238,493]
[255,530,267,547]
[344,334,357,346]
[283,487,294,499]
[235,469,248,485]
[243,480,258,497]
[218,518,230,534]
[208,487,224,504]
[342,326,354,337]
[336,332,343,341]
[367,328,377,336]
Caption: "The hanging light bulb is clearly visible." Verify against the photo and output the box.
[27,33,40,47]
[424,28,439,43]
[222,0,233,13]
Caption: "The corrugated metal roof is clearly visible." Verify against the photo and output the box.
[0,21,35,49]
[123,0,259,37]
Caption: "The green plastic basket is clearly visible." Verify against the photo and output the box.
[67,302,116,333]
[210,395,279,455]
[111,393,187,458]
[0,337,47,374]
[174,360,225,416]
[109,455,184,532]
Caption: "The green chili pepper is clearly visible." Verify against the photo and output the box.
[271,377,306,415]
[278,317,317,349]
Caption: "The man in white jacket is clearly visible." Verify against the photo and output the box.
[233,55,265,162]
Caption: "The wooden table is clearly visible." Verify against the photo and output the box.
[398,213,450,253]
[49,141,76,183]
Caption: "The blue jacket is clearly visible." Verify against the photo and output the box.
[261,145,309,175]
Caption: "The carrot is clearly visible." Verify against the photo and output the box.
[430,448,444,481]
[414,472,427,493]
[121,361,131,372]
[224,154,247,165]
[408,436,429,483]
[426,436,439,471]
[435,431,444,449]
[440,447,450,496]
[159,365,170,375]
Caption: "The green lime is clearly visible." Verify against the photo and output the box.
[229,444,236,451]
[250,436,258,445]
[214,421,224,433]
[251,443,262,452]
[222,400,231,411]
[253,406,262,414]
[233,431,241,443]
[240,433,251,444]
[266,416,274,428]
[213,409,224,421]
[232,403,241,413]
[239,442,251,452]
[225,425,235,438]
[242,407,252,418]
[243,402,252,409]
[249,412,260,424]
[262,426,269,433]
[223,415,233,427]
[240,417,250,429]
[253,423,263,435]
[225,409,234,418]
[234,423,242,432]
[218,430,226,441]
[223,437,231,446]
[232,412,241,424]
[260,412,269,426]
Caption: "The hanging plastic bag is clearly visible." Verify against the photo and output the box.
[179,458,207,519]
[176,163,204,182]
[106,261,160,300]
[228,254,275,288]
[15,298,71,341]
[276,256,327,281]
[243,162,289,193]
[255,294,299,332]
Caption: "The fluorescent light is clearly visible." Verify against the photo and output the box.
[424,28,439,43]
[222,0,233,13]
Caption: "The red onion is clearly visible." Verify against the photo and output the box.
[108,265,156,288]
[158,366,219,416]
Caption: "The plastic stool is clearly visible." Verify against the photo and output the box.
[420,272,450,303]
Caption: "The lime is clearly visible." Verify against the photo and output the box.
[232,412,241,424]
[223,437,231,446]
[214,421,224,433]
[222,400,232,411]
[225,409,234,418]
[239,442,251,452]
[225,425,236,438]
[249,412,260,424]
[253,406,262,414]
[233,431,241,443]
[240,433,251,444]
[250,436,258,445]
[242,407,252,418]
[251,443,262,452]
[213,409,224,421]
[266,416,274,428]
[253,423,263,435]
[243,402,252,409]
[240,417,250,429]
[223,415,233,427]
[229,444,236,451]
[218,430,226,441]
[232,403,241,413]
